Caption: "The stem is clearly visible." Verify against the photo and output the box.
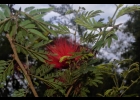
[103,5,119,36]
[114,71,119,88]
[120,76,140,97]
[120,78,126,87]
[6,34,38,97]
[65,85,73,97]
[112,75,118,88]
[65,78,78,97]
[74,8,81,43]
[93,5,119,51]
[111,5,119,21]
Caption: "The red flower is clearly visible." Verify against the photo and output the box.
[46,37,81,69]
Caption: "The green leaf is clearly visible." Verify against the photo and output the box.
[112,34,118,40]
[105,30,115,38]
[24,24,36,29]
[28,51,37,59]
[93,39,104,50]
[116,5,140,19]
[2,72,6,82]
[12,89,25,97]
[28,29,48,41]
[0,83,5,88]
[92,81,98,87]
[0,4,10,17]
[57,24,70,34]
[75,15,106,30]
[118,4,124,8]
[108,38,112,48]
[95,76,103,80]
[84,10,104,18]
[7,61,14,76]
[119,86,128,90]
[45,27,57,36]
[121,70,129,79]
[93,79,103,84]
[0,60,6,64]
[37,24,48,33]
[9,24,16,37]
[0,60,8,66]
[29,8,54,15]
[33,53,45,63]
[44,89,56,97]
[0,66,5,70]
[0,60,14,84]
[19,20,32,27]
[33,14,45,19]
[16,45,20,53]
[16,31,25,45]
[104,89,113,96]
[24,6,35,12]
[20,47,28,55]
[4,20,11,31]
[33,40,52,49]
[33,81,39,86]
[0,23,5,34]
[96,93,104,97]
[0,10,6,20]
[65,10,74,15]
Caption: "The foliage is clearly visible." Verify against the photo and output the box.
[97,59,140,97]
[122,5,140,63]
[0,4,140,97]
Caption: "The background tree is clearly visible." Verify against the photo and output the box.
[122,8,140,63]
[117,5,140,96]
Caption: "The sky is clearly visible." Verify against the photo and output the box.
[13,4,135,61]
[13,4,135,24]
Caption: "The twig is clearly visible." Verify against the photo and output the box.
[6,34,39,97]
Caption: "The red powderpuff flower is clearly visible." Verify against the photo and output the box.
[46,37,81,69]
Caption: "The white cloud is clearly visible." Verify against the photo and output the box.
[43,11,60,21]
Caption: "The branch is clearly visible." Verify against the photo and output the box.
[6,34,39,97]
[120,76,140,97]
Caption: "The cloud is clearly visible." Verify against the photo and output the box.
[43,11,60,21]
